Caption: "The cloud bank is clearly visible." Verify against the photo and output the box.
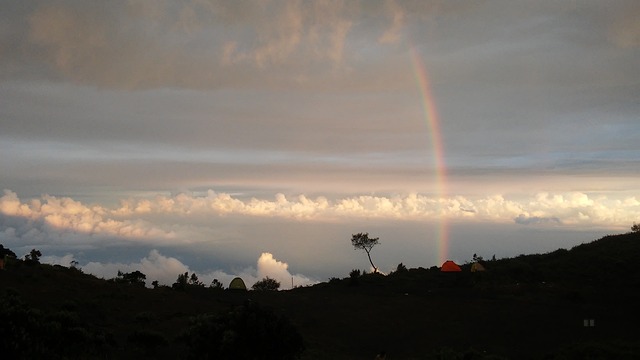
[41,250,315,290]
[4,189,639,224]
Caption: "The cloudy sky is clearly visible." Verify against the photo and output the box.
[1,0,639,288]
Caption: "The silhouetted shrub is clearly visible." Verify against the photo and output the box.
[115,270,146,286]
[394,263,408,274]
[252,276,281,291]
[210,278,224,290]
[0,243,17,258]
[348,269,361,286]
[24,249,42,265]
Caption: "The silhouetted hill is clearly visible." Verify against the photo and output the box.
[1,231,639,359]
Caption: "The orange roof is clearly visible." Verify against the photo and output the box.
[440,260,462,272]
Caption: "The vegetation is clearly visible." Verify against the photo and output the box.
[351,232,380,273]
[252,276,281,291]
[172,271,205,290]
[24,249,41,263]
[210,278,224,290]
[1,229,639,358]
[0,244,16,258]
[181,301,303,359]
[115,270,146,286]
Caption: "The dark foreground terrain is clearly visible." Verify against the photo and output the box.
[1,231,639,359]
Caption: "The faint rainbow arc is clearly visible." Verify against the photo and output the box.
[410,46,449,265]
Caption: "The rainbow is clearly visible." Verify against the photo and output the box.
[410,46,449,265]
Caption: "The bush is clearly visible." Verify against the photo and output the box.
[252,276,281,291]
[394,263,408,274]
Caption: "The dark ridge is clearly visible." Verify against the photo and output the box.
[1,231,639,359]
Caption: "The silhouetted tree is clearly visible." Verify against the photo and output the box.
[189,273,204,287]
[252,276,281,291]
[0,244,17,259]
[351,232,380,273]
[24,249,41,263]
[348,269,361,286]
[173,272,189,290]
[117,270,147,285]
[394,263,408,273]
[472,253,484,262]
[151,280,159,289]
[632,222,640,233]
[210,279,223,290]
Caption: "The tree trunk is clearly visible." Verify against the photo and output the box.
[366,250,377,273]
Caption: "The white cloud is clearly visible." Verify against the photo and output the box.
[0,189,175,243]
[40,253,76,267]
[81,249,190,287]
[256,252,315,289]
[3,189,639,250]
[45,249,316,289]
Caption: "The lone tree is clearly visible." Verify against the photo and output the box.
[351,232,380,273]
[632,222,640,233]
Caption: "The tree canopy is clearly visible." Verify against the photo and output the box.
[0,244,17,258]
[351,232,380,273]
[116,270,147,285]
[252,276,281,291]
[24,249,41,263]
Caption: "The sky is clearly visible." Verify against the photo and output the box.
[1,0,639,288]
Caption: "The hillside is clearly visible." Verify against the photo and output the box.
[1,231,639,359]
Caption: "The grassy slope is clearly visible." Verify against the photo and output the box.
[1,231,639,359]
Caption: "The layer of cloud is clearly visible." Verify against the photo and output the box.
[0,189,175,245]
[1,1,637,90]
[0,0,378,89]
[41,250,315,289]
[2,189,638,250]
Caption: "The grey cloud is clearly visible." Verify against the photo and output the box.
[0,1,394,89]
[2,1,632,91]
[514,214,561,226]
